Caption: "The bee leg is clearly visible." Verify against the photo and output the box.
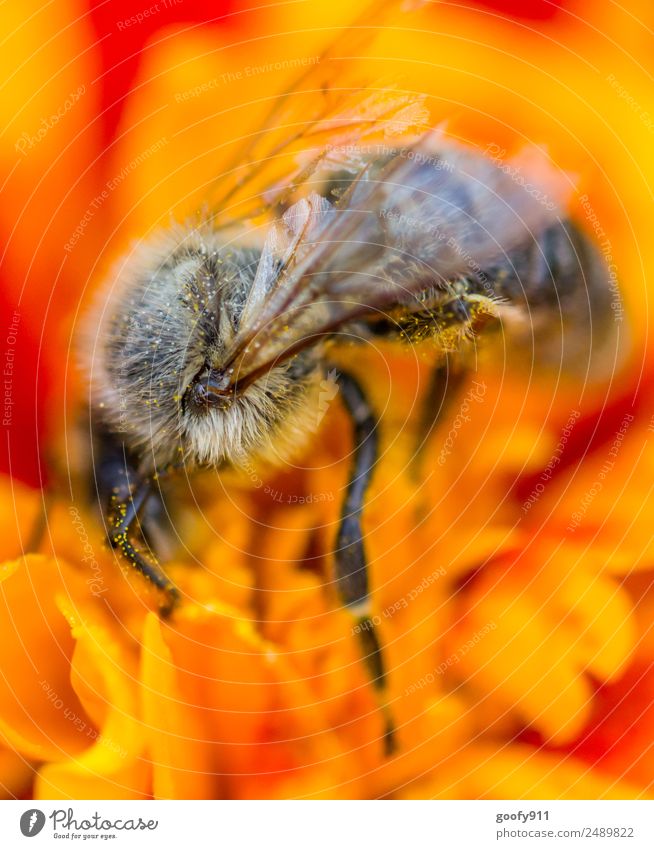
[95,428,179,616]
[107,479,180,618]
[334,370,396,756]
[413,356,466,472]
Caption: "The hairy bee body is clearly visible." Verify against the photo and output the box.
[82,138,621,756]
[76,0,625,753]
[86,144,613,483]
[86,230,324,475]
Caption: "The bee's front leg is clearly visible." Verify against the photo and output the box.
[94,427,179,617]
[333,370,396,756]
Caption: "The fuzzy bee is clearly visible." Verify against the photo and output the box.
[80,2,619,753]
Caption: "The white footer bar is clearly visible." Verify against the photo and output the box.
[1,800,653,848]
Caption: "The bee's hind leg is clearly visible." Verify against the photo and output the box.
[412,354,466,475]
[95,427,179,617]
[334,370,396,756]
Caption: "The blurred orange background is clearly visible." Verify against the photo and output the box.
[1,0,654,800]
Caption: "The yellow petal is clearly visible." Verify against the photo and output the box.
[399,743,650,800]
[36,616,148,800]
[0,556,93,761]
[141,613,216,800]
[445,574,592,744]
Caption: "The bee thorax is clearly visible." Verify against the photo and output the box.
[82,227,322,474]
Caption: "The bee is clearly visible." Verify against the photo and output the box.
[80,1,621,754]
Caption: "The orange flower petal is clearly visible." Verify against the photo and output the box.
[35,611,149,800]
[140,613,217,799]
[0,556,93,761]
[398,743,650,800]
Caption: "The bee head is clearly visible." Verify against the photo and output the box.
[84,230,322,474]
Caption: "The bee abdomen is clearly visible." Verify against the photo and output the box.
[483,217,618,364]
[488,219,609,314]
[360,216,617,364]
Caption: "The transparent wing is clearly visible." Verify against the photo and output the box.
[206,0,430,230]
[217,137,565,392]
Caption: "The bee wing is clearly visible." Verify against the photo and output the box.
[207,0,430,230]
[222,138,564,390]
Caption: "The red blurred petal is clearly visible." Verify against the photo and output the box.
[471,0,566,21]
[87,0,235,143]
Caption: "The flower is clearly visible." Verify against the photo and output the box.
[2,0,654,801]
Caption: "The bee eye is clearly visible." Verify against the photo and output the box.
[185,367,233,413]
